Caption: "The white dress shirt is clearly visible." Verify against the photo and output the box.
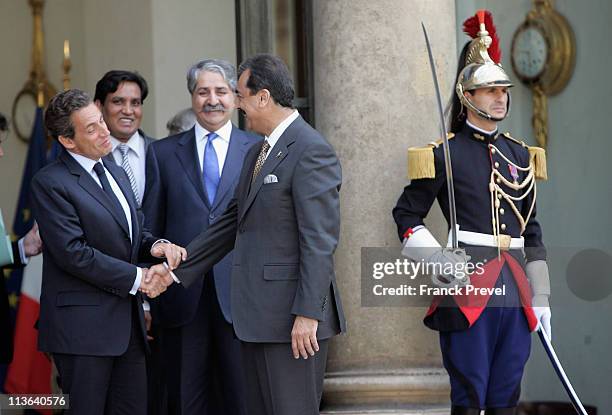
[110,131,147,203]
[264,110,299,159]
[195,120,232,175]
[17,238,29,265]
[68,151,142,295]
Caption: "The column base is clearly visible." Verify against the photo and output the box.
[322,367,450,412]
[322,405,450,415]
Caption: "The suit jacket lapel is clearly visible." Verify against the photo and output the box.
[238,118,300,223]
[102,152,117,166]
[212,127,248,211]
[61,151,131,238]
[175,127,210,209]
[104,159,139,244]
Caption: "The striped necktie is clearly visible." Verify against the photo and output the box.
[118,144,140,206]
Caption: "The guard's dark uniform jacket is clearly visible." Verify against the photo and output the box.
[392,122,547,331]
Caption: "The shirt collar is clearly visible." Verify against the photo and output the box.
[465,120,499,141]
[110,130,144,156]
[195,120,232,144]
[67,150,102,174]
[266,110,299,149]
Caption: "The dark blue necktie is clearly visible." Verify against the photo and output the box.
[93,162,129,231]
[202,132,220,205]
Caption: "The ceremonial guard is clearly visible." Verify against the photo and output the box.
[393,11,551,415]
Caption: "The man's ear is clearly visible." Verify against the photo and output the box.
[259,89,271,108]
[58,135,75,150]
[94,99,102,110]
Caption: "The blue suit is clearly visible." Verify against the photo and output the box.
[142,124,260,414]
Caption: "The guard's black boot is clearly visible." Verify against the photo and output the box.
[451,406,481,415]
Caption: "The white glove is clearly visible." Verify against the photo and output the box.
[525,261,552,340]
[533,295,552,341]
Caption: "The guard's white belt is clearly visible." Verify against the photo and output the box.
[448,228,524,250]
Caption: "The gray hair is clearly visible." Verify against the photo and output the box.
[186,59,237,95]
[166,108,196,135]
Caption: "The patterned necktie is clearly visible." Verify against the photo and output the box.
[92,162,129,232]
[118,144,140,206]
[251,140,271,184]
[203,132,220,205]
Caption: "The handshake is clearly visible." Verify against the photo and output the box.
[139,241,188,298]
[139,264,176,298]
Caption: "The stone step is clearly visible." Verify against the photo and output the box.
[321,404,451,415]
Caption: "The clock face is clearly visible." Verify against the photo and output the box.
[511,26,548,80]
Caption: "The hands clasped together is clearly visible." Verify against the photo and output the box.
[140,242,187,298]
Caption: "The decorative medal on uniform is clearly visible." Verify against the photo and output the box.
[508,164,519,184]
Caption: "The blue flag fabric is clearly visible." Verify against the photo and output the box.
[1,107,47,391]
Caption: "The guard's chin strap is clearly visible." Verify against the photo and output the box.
[467,99,506,123]
[462,91,511,123]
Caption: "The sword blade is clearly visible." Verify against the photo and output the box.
[538,328,589,415]
[421,22,458,248]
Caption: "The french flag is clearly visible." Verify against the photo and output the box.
[4,254,52,402]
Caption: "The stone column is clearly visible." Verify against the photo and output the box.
[313,1,457,413]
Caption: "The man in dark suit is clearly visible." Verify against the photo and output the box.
[30,89,184,415]
[143,59,260,415]
[94,70,155,207]
[150,54,347,415]
[94,70,162,414]
[0,112,43,364]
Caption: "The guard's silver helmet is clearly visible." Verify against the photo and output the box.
[456,10,513,121]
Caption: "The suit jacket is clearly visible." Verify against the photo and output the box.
[175,115,347,343]
[0,241,23,363]
[30,150,158,356]
[142,125,260,327]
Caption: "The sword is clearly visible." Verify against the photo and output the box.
[421,23,458,249]
[538,328,589,415]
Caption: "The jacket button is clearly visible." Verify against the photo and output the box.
[209,214,215,220]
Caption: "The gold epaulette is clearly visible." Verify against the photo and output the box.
[528,146,547,180]
[407,133,454,180]
[501,132,547,180]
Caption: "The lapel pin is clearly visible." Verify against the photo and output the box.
[276,151,282,158]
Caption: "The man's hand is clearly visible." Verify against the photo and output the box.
[139,265,174,298]
[428,248,471,288]
[23,222,42,257]
[533,294,552,341]
[144,311,153,341]
[291,315,319,359]
[150,242,187,270]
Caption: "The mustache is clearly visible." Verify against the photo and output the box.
[202,104,226,112]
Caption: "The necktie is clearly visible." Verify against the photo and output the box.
[203,132,220,205]
[251,140,271,184]
[118,144,140,206]
[93,162,129,231]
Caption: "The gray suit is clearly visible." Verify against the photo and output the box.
[175,115,346,414]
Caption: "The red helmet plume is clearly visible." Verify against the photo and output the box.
[462,9,501,64]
